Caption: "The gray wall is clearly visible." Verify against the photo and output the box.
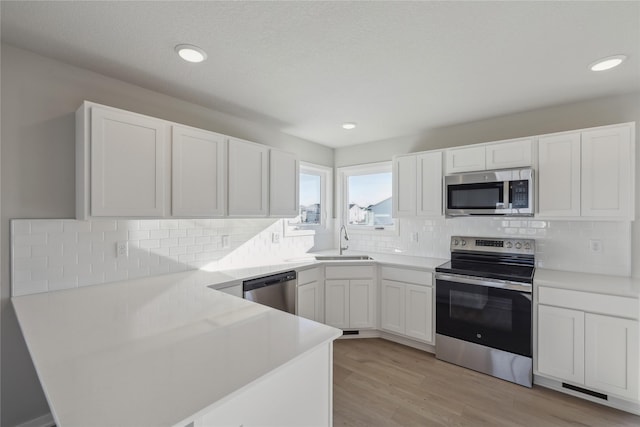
[336,91,640,279]
[0,44,334,427]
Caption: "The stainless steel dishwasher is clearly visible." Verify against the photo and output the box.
[242,271,297,314]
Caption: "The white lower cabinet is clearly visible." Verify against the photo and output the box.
[380,266,434,344]
[297,267,324,323]
[324,265,376,330]
[537,287,639,401]
[584,313,639,399]
[537,305,585,384]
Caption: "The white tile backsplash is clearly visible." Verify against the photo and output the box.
[346,217,631,277]
[11,216,632,297]
[11,218,327,296]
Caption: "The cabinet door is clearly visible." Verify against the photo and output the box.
[380,280,405,334]
[537,305,585,384]
[349,279,376,329]
[228,138,268,217]
[297,281,324,323]
[445,145,486,173]
[270,149,299,217]
[325,280,349,329]
[91,107,166,217]
[581,125,633,218]
[172,126,226,217]
[537,132,581,217]
[485,139,533,170]
[405,284,433,343]
[416,151,443,217]
[585,314,639,400]
[392,155,416,217]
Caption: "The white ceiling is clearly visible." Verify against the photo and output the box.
[2,1,639,148]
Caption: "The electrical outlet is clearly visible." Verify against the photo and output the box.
[221,235,230,249]
[272,232,281,244]
[116,241,128,258]
[589,239,603,253]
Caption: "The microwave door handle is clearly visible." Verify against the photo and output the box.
[504,181,510,208]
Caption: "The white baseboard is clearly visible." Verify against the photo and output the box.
[14,413,55,427]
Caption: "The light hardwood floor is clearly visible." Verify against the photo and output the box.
[333,338,640,426]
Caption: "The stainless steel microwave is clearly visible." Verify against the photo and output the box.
[444,168,534,216]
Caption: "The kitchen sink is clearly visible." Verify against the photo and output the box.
[314,255,374,261]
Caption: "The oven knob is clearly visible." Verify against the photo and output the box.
[515,242,522,249]
[453,239,459,246]
[505,242,513,249]
[461,239,467,246]
[524,242,531,250]
[476,333,482,339]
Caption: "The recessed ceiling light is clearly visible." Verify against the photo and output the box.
[589,55,627,72]
[342,122,357,130]
[175,44,207,63]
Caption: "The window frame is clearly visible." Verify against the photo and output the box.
[284,162,333,237]
[337,161,398,235]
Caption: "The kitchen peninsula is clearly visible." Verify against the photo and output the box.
[12,269,341,427]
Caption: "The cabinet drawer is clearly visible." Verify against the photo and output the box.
[298,268,320,286]
[538,287,638,320]
[381,267,432,286]
[325,266,374,279]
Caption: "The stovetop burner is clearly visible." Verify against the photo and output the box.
[435,236,535,284]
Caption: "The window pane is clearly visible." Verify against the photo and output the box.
[293,173,321,225]
[347,172,393,226]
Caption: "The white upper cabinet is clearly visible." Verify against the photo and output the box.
[392,155,417,217]
[445,145,486,173]
[172,126,226,217]
[445,138,532,173]
[536,123,635,220]
[78,101,300,219]
[78,104,168,218]
[228,138,269,217]
[537,132,581,217]
[485,139,533,170]
[392,151,442,218]
[269,149,299,217]
[581,125,633,218]
[416,151,443,217]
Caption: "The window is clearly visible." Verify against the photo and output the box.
[338,162,395,231]
[285,162,332,236]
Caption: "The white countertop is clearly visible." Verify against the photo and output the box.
[12,271,341,427]
[535,268,640,298]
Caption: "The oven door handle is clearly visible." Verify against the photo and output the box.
[435,272,532,294]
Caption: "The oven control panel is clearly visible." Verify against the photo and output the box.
[450,236,535,254]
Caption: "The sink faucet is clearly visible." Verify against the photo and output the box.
[339,225,349,255]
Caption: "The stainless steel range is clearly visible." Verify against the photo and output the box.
[435,236,535,387]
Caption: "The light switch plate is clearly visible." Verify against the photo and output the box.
[272,232,281,244]
[221,235,230,249]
